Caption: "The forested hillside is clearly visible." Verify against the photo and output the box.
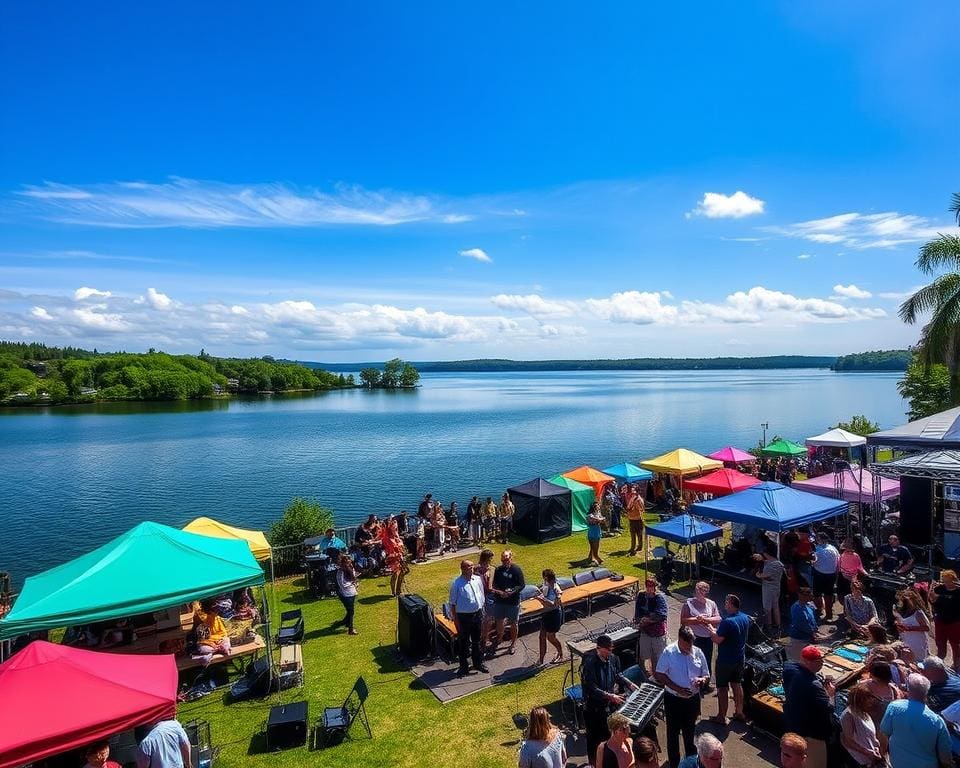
[0,342,348,404]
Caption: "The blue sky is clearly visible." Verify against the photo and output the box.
[1,2,958,360]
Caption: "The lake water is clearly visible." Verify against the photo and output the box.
[0,369,905,584]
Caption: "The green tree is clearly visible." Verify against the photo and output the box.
[399,363,420,387]
[381,358,404,388]
[897,356,952,420]
[269,497,334,547]
[359,368,381,388]
[834,415,880,435]
[899,192,960,402]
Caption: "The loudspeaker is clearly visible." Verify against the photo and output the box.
[266,700,308,750]
[899,477,934,546]
[398,593,433,659]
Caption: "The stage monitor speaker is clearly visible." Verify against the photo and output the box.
[899,476,934,546]
[398,593,433,659]
[266,700,308,750]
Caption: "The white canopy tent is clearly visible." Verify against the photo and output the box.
[805,428,867,448]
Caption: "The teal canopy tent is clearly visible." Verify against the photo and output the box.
[548,474,594,532]
[602,462,654,483]
[0,521,265,640]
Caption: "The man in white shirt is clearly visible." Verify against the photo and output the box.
[811,533,840,621]
[655,626,710,768]
[449,559,489,676]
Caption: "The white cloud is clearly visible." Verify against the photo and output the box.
[688,191,765,219]
[16,178,472,229]
[145,288,173,310]
[586,291,679,325]
[71,307,128,332]
[832,284,872,299]
[797,254,812,260]
[773,211,960,250]
[30,306,53,321]
[74,286,112,300]
[459,248,491,263]
[490,294,576,317]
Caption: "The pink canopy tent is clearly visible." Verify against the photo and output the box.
[792,467,900,504]
[708,446,757,464]
[682,467,761,497]
[0,641,178,768]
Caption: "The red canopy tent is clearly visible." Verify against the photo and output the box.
[0,641,178,768]
[682,468,761,497]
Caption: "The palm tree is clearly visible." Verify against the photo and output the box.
[900,192,960,403]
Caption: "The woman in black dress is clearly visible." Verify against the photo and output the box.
[536,568,564,666]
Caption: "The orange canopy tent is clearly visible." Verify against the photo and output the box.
[562,465,615,498]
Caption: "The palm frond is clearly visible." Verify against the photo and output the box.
[900,273,960,323]
[915,284,960,365]
[952,191,960,226]
[915,235,960,275]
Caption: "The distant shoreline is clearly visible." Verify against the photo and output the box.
[303,351,910,374]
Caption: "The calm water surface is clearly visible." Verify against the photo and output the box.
[0,370,905,584]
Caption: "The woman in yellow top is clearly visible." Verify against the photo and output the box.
[194,599,232,664]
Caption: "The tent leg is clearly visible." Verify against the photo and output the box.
[260,583,273,694]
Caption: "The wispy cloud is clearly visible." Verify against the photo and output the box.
[15,178,474,229]
[491,293,576,317]
[459,248,492,263]
[771,211,960,250]
[688,191,765,219]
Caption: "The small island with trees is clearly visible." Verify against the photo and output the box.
[0,341,424,406]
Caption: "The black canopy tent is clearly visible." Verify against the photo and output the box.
[507,478,572,543]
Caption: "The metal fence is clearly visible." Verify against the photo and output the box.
[268,525,358,580]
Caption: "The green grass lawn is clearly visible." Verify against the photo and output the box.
[177,528,672,768]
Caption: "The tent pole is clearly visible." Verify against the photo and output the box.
[260,583,273,694]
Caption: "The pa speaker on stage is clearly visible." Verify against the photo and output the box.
[398,593,434,659]
[899,476,933,546]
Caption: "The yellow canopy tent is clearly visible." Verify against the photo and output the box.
[639,448,723,476]
[182,517,272,561]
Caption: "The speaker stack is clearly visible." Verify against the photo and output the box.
[398,593,434,659]
[266,701,308,750]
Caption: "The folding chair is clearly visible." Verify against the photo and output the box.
[275,609,305,646]
[313,676,371,748]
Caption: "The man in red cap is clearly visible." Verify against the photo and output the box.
[782,644,835,768]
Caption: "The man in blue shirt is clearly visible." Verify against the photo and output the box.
[136,720,192,768]
[783,645,834,768]
[316,528,347,554]
[880,673,951,768]
[922,654,960,713]
[448,559,488,676]
[787,586,819,662]
[707,593,750,725]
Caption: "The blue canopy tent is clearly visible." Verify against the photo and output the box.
[645,514,723,545]
[643,514,723,577]
[603,462,654,483]
[690,481,847,557]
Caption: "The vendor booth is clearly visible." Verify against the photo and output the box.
[708,446,757,465]
[690,481,848,545]
[760,439,807,457]
[602,462,654,483]
[0,521,266,640]
[0,641,178,768]
[792,466,899,504]
[644,513,724,578]
[805,428,867,450]
[640,448,722,477]
[183,517,272,561]
[683,468,760,497]
[547,474,593,532]
[508,478,572,543]
[562,465,615,498]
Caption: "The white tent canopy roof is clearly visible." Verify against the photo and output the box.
[805,428,867,448]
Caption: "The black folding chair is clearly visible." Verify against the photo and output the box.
[313,676,371,748]
[275,609,305,646]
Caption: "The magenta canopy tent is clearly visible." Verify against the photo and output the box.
[708,446,756,464]
[792,467,900,504]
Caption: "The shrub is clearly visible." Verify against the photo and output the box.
[269,497,334,547]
